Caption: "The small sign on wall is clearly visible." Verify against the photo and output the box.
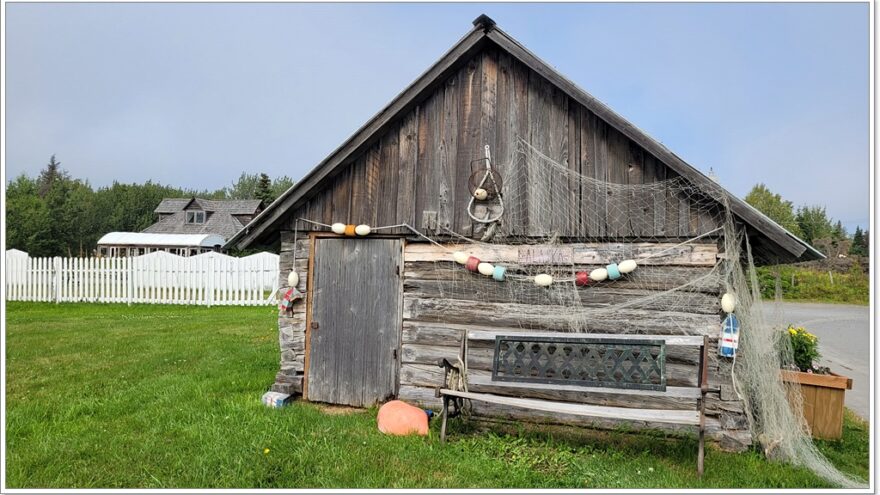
[517,246,574,265]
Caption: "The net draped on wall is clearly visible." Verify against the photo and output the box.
[293,139,862,487]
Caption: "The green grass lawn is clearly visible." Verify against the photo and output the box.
[5,302,869,488]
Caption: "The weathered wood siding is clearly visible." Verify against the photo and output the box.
[397,240,751,451]
[283,47,720,240]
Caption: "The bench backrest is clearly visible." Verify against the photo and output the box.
[492,335,667,392]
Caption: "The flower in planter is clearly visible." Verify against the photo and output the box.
[785,325,824,373]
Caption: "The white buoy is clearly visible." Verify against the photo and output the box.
[453,251,469,264]
[618,259,638,274]
[478,262,495,276]
[473,188,489,201]
[589,268,608,282]
[355,224,371,236]
[287,271,299,288]
[331,223,346,235]
[534,274,553,286]
[721,293,737,313]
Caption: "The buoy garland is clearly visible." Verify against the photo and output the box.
[451,250,638,287]
[331,223,372,236]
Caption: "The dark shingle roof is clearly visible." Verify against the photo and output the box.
[142,211,247,240]
[146,198,263,241]
[154,198,262,215]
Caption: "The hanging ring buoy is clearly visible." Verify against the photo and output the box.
[467,145,505,224]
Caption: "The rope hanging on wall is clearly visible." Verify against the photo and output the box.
[466,145,505,232]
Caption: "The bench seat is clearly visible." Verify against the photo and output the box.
[436,330,711,477]
[440,388,702,425]
[465,374,703,400]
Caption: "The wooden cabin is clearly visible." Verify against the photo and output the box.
[227,16,823,451]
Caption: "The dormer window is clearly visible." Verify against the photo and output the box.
[186,211,205,224]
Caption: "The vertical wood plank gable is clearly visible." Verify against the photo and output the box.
[397,108,420,230]
[453,56,481,233]
[377,127,401,227]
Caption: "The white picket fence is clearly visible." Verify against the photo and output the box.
[4,250,279,306]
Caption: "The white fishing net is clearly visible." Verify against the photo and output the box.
[415,139,863,487]
[295,137,863,486]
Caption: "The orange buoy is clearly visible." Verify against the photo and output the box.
[344,224,357,236]
[377,400,430,436]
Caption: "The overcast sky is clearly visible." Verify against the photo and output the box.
[5,3,870,232]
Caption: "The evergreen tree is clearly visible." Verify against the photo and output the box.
[831,221,847,246]
[37,154,68,198]
[744,184,803,237]
[850,227,865,256]
[256,173,273,205]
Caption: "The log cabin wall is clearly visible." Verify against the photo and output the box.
[271,232,752,451]
[281,47,720,240]
[397,240,750,451]
[267,45,748,450]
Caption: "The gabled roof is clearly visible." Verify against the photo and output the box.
[226,15,823,264]
[155,198,263,215]
[143,210,247,240]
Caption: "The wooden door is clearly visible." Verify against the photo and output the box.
[306,237,402,406]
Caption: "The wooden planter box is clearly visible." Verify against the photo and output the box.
[781,370,853,440]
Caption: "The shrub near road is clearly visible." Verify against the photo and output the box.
[756,263,868,305]
[4,303,868,488]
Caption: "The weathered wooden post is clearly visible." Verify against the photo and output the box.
[207,255,215,308]
[127,256,134,306]
[53,256,61,304]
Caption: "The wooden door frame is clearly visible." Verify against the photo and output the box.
[302,232,405,402]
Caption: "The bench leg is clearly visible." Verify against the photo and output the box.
[698,426,705,478]
[440,396,449,443]
[697,395,706,478]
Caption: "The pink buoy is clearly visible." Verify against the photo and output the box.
[575,271,589,287]
[465,256,481,272]
[377,400,430,436]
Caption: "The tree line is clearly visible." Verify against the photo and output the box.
[744,183,869,257]
[5,155,294,257]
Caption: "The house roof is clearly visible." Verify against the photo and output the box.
[97,232,226,248]
[143,210,247,240]
[226,15,824,264]
[146,197,264,240]
[155,198,262,215]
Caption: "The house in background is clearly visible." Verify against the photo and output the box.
[97,198,263,257]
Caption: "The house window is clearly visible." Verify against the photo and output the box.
[186,211,205,224]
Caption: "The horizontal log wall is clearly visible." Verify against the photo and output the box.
[397,240,751,451]
[270,233,750,450]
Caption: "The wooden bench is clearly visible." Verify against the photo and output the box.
[437,331,710,477]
